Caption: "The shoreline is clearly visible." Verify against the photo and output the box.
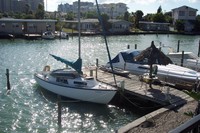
[1,31,200,40]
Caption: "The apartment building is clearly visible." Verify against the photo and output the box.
[172,5,198,31]
[58,2,128,19]
[0,0,44,13]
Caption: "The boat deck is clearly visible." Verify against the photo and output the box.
[83,68,193,106]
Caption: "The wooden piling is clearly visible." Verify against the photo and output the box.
[177,40,180,52]
[198,40,200,57]
[57,95,62,128]
[181,51,184,66]
[135,44,137,49]
[6,69,11,91]
[96,59,98,79]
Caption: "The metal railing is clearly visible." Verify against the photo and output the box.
[169,114,200,133]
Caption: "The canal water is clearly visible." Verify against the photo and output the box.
[0,34,200,133]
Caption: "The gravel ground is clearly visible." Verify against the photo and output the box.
[128,100,197,133]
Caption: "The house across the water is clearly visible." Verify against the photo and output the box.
[0,18,57,38]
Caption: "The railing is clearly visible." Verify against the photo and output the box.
[169,114,200,133]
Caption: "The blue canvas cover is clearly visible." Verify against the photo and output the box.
[50,54,83,74]
[109,50,141,63]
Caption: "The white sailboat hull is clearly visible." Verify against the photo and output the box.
[34,73,117,104]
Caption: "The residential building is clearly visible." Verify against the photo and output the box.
[109,19,132,33]
[64,19,132,33]
[172,5,198,32]
[0,18,56,35]
[139,21,170,31]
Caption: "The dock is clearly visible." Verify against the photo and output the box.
[86,68,192,106]
[23,34,41,39]
[85,68,194,132]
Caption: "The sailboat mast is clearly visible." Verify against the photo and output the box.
[78,0,81,58]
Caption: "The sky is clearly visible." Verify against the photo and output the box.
[45,0,200,15]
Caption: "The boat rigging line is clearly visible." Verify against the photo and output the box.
[95,0,117,87]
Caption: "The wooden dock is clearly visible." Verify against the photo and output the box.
[85,68,192,106]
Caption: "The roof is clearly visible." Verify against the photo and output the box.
[64,19,132,24]
[139,21,170,25]
[0,18,57,22]
[172,5,198,11]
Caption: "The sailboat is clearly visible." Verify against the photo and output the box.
[34,0,117,104]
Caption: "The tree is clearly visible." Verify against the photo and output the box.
[157,6,162,14]
[35,4,45,19]
[133,10,144,28]
[143,13,154,21]
[100,13,111,32]
[66,12,74,20]
[24,4,31,14]
[152,13,166,22]
[194,15,200,32]
[123,11,129,21]
[84,11,97,19]
[175,20,185,32]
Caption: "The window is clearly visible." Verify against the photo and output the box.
[189,11,195,16]
[13,23,19,28]
[179,11,185,16]
[1,23,5,27]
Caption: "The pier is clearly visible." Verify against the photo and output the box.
[86,68,195,132]
[89,68,192,106]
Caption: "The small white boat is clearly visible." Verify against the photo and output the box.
[106,49,200,86]
[167,52,200,71]
[55,31,69,39]
[34,64,117,104]
[42,31,55,40]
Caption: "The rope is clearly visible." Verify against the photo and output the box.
[118,91,163,109]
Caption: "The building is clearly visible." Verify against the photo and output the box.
[64,19,132,33]
[58,3,73,13]
[57,2,128,19]
[0,0,44,13]
[99,3,128,19]
[109,19,132,33]
[172,5,198,32]
[139,21,170,31]
[0,18,56,35]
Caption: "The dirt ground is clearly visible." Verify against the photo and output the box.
[128,100,197,133]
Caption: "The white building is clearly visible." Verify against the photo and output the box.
[99,3,128,19]
[58,2,128,19]
[172,5,198,32]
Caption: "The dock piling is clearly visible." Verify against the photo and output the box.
[181,51,184,66]
[177,40,180,52]
[198,40,200,57]
[6,69,11,91]
[57,95,62,128]
[135,44,137,49]
[96,59,98,79]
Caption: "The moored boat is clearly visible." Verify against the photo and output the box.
[167,51,200,71]
[106,49,200,86]
[34,0,117,104]
[42,31,55,40]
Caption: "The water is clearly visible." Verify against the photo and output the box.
[0,34,200,133]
